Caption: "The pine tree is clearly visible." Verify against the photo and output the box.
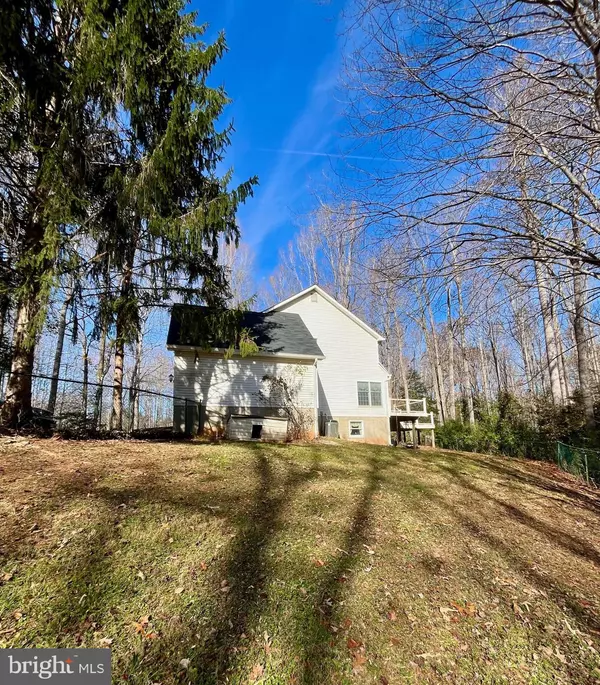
[86,1,256,430]
[0,0,256,428]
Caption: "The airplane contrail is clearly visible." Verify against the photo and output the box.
[257,148,398,163]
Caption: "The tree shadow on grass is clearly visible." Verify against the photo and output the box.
[296,451,397,684]
[419,454,600,568]
[181,443,325,683]
[425,449,600,514]
[408,474,600,638]
[2,442,329,682]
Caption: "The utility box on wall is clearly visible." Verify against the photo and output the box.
[226,415,288,442]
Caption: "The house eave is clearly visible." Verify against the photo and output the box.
[167,344,325,361]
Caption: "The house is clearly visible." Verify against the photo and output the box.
[167,284,435,445]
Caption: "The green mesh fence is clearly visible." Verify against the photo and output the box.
[556,442,600,485]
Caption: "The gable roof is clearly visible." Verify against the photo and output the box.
[167,304,324,359]
[266,284,385,342]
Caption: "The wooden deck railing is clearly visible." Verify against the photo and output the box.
[390,397,428,414]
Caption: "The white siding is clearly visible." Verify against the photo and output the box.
[173,352,315,409]
[274,293,389,417]
[227,416,288,442]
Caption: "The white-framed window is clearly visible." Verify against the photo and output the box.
[349,420,364,438]
[357,381,382,407]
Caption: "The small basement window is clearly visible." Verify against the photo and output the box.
[251,424,263,439]
[349,420,364,438]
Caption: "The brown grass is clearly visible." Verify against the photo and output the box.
[0,436,599,684]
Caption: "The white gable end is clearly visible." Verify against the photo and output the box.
[269,287,389,417]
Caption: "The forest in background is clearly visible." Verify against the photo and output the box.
[2,0,600,477]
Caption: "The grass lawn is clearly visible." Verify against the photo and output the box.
[0,438,599,684]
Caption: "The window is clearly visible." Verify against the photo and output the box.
[357,381,370,406]
[349,420,364,438]
[357,381,382,407]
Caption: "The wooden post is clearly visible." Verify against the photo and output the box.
[411,420,417,449]
[431,430,436,449]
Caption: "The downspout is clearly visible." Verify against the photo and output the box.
[313,359,319,438]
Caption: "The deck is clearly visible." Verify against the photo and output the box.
[389,398,435,430]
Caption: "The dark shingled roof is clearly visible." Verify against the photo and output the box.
[167,304,324,358]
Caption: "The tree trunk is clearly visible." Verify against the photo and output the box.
[0,292,37,426]
[93,322,109,431]
[488,326,503,394]
[426,309,446,424]
[529,247,563,405]
[81,333,89,427]
[111,246,137,431]
[394,316,410,401]
[446,288,456,420]
[551,302,569,401]
[112,335,125,431]
[128,326,143,432]
[47,285,73,415]
[478,337,491,409]
[0,295,9,346]
[456,280,475,424]
[571,220,595,430]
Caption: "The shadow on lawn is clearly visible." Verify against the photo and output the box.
[402,454,600,637]
[297,451,397,684]
[416,451,600,567]
[6,442,600,681]
[187,443,325,682]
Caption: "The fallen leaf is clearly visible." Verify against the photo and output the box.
[342,618,352,630]
[347,637,363,650]
[249,662,264,681]
[174,587,184,595]
[199,562,208,571]
[450,601,476,617]
[12,610,23,620]
[313,559,325,567]
[387,610,397,622]
[1,572,14,583]
[98,637,113,646]
[179,658,190,670]
[137,570,145,581]
[352,652,367,672]
[380,677,390,685]
[390,637,401,646]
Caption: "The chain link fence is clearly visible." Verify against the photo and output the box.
[556,441,599,486]
[1,373,201,437]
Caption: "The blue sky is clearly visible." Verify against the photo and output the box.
[195,0,350,280]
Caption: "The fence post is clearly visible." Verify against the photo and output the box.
[584,451,589,485]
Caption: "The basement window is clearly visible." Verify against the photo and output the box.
[349,420,364,438]
[251,424,263,439]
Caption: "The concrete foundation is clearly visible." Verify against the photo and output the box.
[334,416,390,445]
